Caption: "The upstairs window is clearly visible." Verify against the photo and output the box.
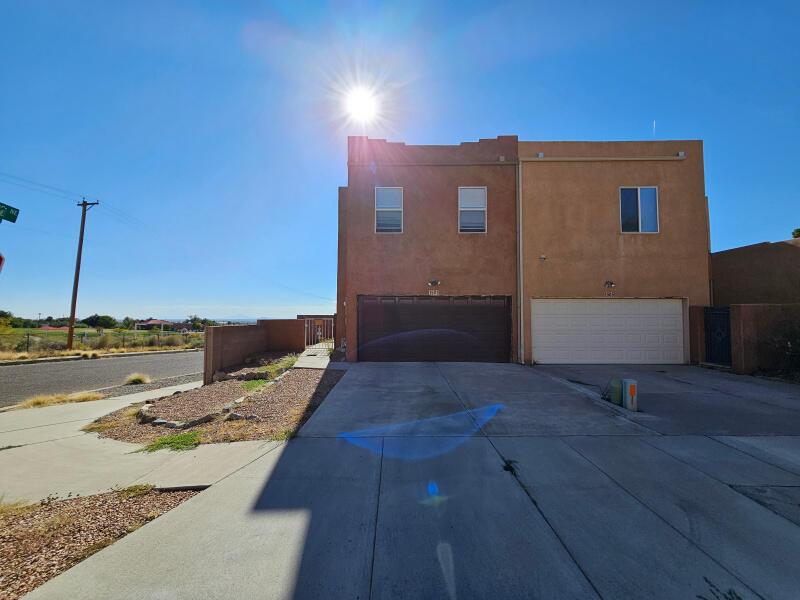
[620,187,659,233]
[458,187,487,233]
[375,187,402,233]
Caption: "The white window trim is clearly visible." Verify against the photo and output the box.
[619,186,659,234]
[375,187,403,234]
[458,186,488,234]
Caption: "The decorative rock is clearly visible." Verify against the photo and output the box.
[226,412,245,421]
[137,405,157,424]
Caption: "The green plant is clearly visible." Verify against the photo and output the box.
[256,354,298,379]
[141,431,201,452]
[241,379,268,392]
[792,228,800,239]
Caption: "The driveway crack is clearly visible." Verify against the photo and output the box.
[368,437,384,600]
[434,363,604,599]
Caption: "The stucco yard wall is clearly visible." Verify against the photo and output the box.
[731,303,800,375]
[204,320,305,384]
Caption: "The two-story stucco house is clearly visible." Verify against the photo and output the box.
[336,135,711,364]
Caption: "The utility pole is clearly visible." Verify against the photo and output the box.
[67,198,99,350]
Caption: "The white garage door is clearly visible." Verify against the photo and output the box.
[531,299,685,364]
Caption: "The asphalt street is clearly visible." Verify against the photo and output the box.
[0,351,203,407]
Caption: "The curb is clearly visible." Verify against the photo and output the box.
[0,348,202,367]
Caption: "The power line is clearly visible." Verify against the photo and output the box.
[0,171,96,201]
[0,170,145,228]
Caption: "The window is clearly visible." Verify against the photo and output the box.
[620,187,658,233]
[459,187,487,233]
[375,187,402,233]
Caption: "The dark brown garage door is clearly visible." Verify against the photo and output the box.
[357,295,511,362]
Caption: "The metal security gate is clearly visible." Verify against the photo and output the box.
[305,317,334,349]
[357,295,511,362]
[704,307,731,366]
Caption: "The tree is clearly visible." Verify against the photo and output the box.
[184,315,217,331]
[82,314,118,328]
[793,228,800,239]
[121,317,136,330]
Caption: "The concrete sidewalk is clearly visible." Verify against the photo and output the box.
[0,382,280,502]
[21,363,800,599]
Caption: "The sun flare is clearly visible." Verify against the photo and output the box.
[344,86,379,125]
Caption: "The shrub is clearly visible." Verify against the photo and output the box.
[124,373,152,385]
[162,335,183,347]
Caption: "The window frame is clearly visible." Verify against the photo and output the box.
[374,186,403,234]
[458,186,488,234]
[619,186,659,234]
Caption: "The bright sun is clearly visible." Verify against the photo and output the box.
[344,86,379,125]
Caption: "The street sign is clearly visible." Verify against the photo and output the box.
[0,202,20,223]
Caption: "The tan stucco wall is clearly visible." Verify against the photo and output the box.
[518,140,711,363]
[711,239,800,306]
[339,136,519,361]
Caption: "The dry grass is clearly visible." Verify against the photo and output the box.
[13,391,105,410]
[124,372,152,385]
[0,345,200,362]
[116,484,155,499]
[83,406,139,433]
[0,498,36,519]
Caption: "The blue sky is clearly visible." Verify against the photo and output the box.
[1,1,797,319]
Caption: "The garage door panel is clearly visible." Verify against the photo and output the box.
[532,299,684,364]
[359,295,511,362]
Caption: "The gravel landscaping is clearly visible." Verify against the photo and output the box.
[85,363,344,447]
[95,372,203,399]
[199,368,345,443]
[146,380,244,422]
[0,486,197,600]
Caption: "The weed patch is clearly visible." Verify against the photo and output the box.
[142,431,201,452]
[256,354,298,379]
[241,378,268,392]
[117,484,155,499]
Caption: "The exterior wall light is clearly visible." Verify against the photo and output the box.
[428,279,441,287]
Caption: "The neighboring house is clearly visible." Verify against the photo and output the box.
[711,238,800,306]
[337,135,711,364]
[134,319,174,331]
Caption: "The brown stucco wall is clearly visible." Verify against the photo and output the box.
[339,136,519,362]
[688,305,706,364]
[203,320,305,384]
[712,239,800,306]
[730,303,800,374]
[518,140,711,363]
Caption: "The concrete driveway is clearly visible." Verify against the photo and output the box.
[27,362,800,600]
